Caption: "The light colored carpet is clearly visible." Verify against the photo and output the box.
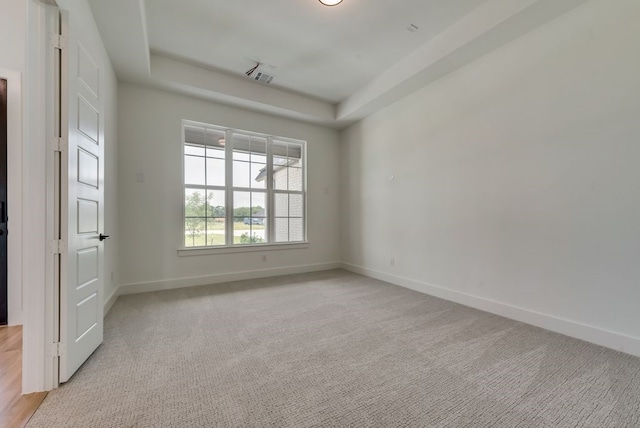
[28,270,640,427]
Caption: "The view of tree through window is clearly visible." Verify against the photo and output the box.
[183,121,306,248]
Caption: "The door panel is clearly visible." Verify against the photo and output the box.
[78,149,98,187]
[78,96,98,142]
[77,199,98,233]
[77,247,98,288]
[75,292,98,339]
[60,11,104,382]
[77,43,99,98]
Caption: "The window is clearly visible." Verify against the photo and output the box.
[183,121,306,248]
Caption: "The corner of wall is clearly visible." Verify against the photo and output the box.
[104,283,120,316]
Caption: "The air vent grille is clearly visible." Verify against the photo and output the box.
[254,71,275,84]
[246,63,277,85]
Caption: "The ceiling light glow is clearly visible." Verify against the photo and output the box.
[319,0,343,6]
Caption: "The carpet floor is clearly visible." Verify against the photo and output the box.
[27,270,640,427]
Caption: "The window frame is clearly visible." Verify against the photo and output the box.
[179,120,308,255]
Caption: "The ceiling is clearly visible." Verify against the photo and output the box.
[88,0,588,128]
[144,0,487,103]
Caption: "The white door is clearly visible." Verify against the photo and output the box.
[59,9,105,383]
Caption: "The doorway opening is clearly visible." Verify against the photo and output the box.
[0,78,7,326]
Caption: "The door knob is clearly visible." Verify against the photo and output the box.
[99,234,111,241]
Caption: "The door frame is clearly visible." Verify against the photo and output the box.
[22,0,60,393]
[23,0,109,393]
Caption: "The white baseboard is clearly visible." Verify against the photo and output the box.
[341,262,640,358]
[119,262,342,296]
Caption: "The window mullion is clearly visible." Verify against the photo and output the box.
[302,143,307,242]
[225,129,233,246]
[203,143,209,247]
[266,137,274,243]
[181,125,187,247]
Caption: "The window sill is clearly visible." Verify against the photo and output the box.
[177,242,310,257]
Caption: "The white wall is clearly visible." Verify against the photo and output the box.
[117,84,340,292]
[0,0,26,325]
[341,0,640,356]
[0,0,25,70]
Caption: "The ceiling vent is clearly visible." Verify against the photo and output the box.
[254,70,275,84]
[246,63,277,85]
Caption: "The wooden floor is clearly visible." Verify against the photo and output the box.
[0,325,47,428]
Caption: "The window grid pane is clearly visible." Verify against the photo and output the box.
[206,189,225,218]
[185,155,206,185]
[206,218,226,246]
[273,166,288,190]
[250,162,266,189]
[289,167,303,191]
[289,194,303,217]
[289,218,304,242]
[206,158,225,186]
[206,146,225,159]
[185,144,205,156]
[275,193,288,217]
[275,218,289,243]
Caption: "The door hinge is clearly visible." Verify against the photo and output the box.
[51,137,67,152]
[49,239,67,254]
[49,342,65,358]
[50,34,67,50]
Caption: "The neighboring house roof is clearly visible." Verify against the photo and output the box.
[254,161,290,183]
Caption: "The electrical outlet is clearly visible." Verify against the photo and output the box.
[390,258,395,267]
[261,255,267,263]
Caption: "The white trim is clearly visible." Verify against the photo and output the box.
[224,128,232,245]
[119,262,341,295]
[22,0,58,394]
[341,262,640,358]
[0,68,23,326]
[178,242,310,257]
